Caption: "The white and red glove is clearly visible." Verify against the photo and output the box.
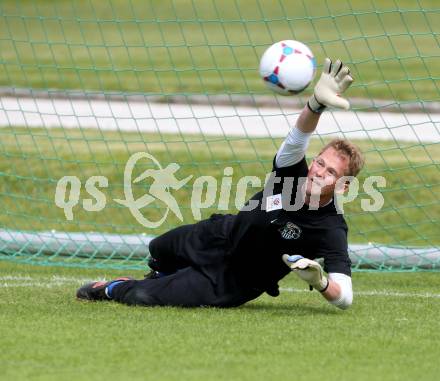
[308,58,354,113]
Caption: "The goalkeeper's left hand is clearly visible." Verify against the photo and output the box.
[282,254,329,292]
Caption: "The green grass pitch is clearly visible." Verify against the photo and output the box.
[1,260,439,381]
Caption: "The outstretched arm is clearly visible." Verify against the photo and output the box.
[275,58,354,168]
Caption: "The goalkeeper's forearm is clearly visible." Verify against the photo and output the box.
[321,273,353,310]
[274,105,317,168]
[296,103,321,134]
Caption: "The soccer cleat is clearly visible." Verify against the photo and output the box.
[76,277,133,301]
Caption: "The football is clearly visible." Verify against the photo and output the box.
[259,40,317,95]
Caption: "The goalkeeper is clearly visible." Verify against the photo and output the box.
[77,58,364,310]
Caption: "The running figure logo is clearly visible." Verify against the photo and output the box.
[115,152,192,228]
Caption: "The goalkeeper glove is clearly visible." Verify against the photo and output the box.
[308,58,354,113]
[282,254,329,292]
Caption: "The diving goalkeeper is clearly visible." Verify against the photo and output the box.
[77,58,364,310]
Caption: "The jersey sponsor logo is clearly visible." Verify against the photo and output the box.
[279,222,302,240]
[266,194,283,212]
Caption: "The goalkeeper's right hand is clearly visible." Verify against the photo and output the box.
[282,254,329,292]
[308,58,354,113]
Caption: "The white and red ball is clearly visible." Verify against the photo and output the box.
[259,40,316,95]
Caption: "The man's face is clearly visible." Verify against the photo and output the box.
[305,147,350,200]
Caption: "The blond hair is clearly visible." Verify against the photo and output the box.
[319,139,365,177]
